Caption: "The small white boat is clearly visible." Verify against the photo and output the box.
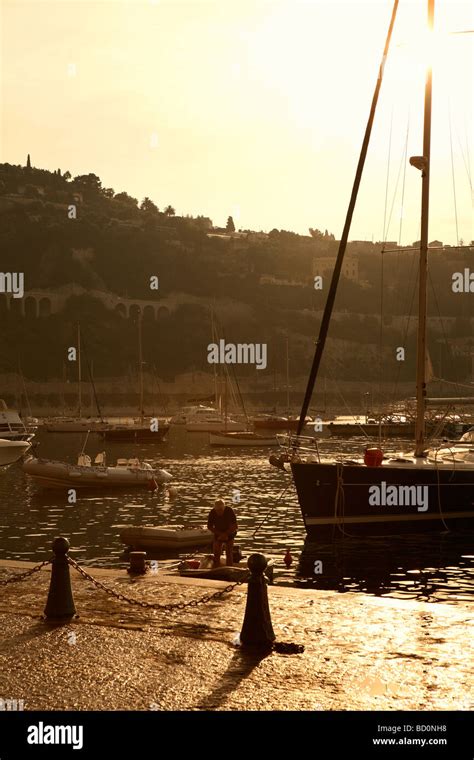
[178,555,274,582]
[0,439,31,466]
[209,431,278,447]
[119,525,213,550]
[45,418,109,433]
[0,399,35,442]
[22,452,172,490]
[186,407,245,432]
[169,405,211,425]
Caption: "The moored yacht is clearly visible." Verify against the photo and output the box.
[185,407,245,432]
[23,450,172,489]
[0,439,31,467]
[273,0,474,539]
[0,400,35,442]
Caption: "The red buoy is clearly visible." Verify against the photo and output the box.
[364,447,384,467]
[283,548,293,568]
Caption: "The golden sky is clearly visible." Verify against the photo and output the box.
[1,0,472,244]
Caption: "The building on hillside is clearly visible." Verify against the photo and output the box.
[313,255,359,282]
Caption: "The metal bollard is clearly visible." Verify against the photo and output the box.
[240,553,275,649]
[44,537,76,621]
[128,551,147,575]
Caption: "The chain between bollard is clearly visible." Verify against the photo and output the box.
[0,559,51,586]
[67,556,248,611]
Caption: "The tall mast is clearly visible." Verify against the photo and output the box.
[296,0,400,437]
[413,0,435,456]
[138,312,144,423]
[285,335,290,417]
[211,307,218,409]
[77,323,82,418]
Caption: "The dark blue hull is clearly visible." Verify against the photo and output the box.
[291,461,474,538]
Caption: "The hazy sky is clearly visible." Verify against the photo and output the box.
[1,0,472,244]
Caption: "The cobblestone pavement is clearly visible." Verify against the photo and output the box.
[0,561,472,711]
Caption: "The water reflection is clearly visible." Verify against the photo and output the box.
[0,430,472,604]
[297,532,474,603]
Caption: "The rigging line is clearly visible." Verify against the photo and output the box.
[448,101,460,245]
[427,269,464,403]
[81,334,103,421]
[378,249,384,408]
[380,118,411,398]
[463,114,472,189]
[436,377,474,391]
[382,108,394,243]
[385,121,409,248]
[398,111,410,247]
[296,0,400,437]
[251,482,294,538]
[323,362,371,439]
[455,119,473,194]
[388,251,419,410]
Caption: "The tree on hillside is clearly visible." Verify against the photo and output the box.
[114,191,138,206]
[26,154,31,169]
[226,216,235,232]
[73,173,102,195]
[194,215,212,230]
[140,197,159,214]
[101,187,115,199]
[164,205,175,216]
[63,171,72,181]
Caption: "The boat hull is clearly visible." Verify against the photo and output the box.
[291,460,474,538]
[209,431,278,446]
[253,418,300,431]
[0,439,31,466]
[120,526,213,550]
[324,421,460,438]
[46,420,109,433]
[186,421,245,432]
[23,458,172,489]
[100,426,169,442]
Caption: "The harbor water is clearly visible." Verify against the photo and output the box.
[0,428,473,603]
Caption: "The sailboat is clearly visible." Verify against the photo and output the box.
[273,0,474,538]
[46,325,109,433]
[252,336,311,431]
[209,346,277,446]
[100,315,169,442]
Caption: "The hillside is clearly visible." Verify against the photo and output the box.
[0,159,473,388]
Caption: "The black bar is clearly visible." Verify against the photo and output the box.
[0,711,472,758]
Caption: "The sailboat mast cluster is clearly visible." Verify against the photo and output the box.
[414,0,435,457]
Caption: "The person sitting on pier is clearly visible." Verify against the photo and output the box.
[207,498,238,568]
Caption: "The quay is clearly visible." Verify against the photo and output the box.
[0,558,472,711]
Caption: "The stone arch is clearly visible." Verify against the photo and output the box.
[38,297,51,317]
[115,302,127,318]
[143,304,155,322]
[129,304,141,322]
[24,296,37,318]
[157,306,170,319]
[8,296,23,315]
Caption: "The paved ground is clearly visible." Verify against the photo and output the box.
[0,559,472,711]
